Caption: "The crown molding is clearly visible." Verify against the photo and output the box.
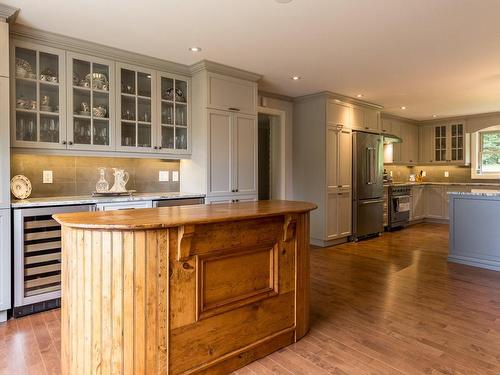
[258,90,294,102]
[190,60,262,82]
[0,3,19,22]
[381,112,420,124]
[294,90,383,110]
[10,24,191,76]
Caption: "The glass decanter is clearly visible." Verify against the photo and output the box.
[95,167,109,193]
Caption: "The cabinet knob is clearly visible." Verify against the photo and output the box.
[62,140,67,145]
[365,127,370,130]
[68,141,73,145]
[158,146,162,150]
[154,146,158,149]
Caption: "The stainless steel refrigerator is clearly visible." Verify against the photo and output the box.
[352,131,384,241]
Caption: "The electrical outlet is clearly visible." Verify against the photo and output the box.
[43,170,53,184]
[444,171,449,178]
[389,171,393,177]
[422,171,427,177]
[172,171,179,182]
[159,171,169,182]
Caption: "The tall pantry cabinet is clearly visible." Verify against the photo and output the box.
[293,94,380,246]
[180,65,260,203]
[0,19,11,322]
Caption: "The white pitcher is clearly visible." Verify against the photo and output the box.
[109,168,130,193]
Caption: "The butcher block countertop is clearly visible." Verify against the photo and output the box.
[54,200,317,230]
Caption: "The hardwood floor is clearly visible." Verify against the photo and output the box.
[1,223,500,374]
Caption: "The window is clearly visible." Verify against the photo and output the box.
[471,125,500,179]
[479,131,500,173]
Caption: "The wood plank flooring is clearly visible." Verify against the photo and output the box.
[1,223,500,374]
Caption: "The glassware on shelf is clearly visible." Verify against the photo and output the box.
[95,167,110,193]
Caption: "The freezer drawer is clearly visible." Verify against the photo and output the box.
[13,204,93,317]
[352,198,384,240]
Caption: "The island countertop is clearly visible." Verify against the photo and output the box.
[54,200,317,230]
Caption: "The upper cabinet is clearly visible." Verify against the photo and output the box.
[67,52,114,151]
[381,116,418,165]
[9,40,191,157]
[11,41,66,149]
[418,122,468,164]
[327,100,381,132]
[207,73,257,115]
[0,22,8,78]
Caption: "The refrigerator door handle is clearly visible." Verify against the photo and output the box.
[360,199,385,205]
[366,147,375,185]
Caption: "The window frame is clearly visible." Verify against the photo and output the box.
[471,126,500,179]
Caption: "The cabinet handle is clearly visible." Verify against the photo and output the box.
[68,141,73,145]
[365,127,370,130]
[154,146,158,149]
[228,107,240,112]
[158,146,162,150]
[62,140,67,145]
[235,189,239,192]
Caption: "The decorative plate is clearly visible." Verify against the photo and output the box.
[11,175,32,200]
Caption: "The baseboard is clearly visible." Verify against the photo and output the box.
[310,236,349,247]
[0,310,7,323]
[448,255,500,272]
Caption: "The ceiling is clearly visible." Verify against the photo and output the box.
[6,0,500,120]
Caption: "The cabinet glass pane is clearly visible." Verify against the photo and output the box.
[458,149,463,160]
[74,89,91,116]
[121,122,136,146]
[40,83,59,113]
[175,104,187,126]
[121,96,136,120]
[121,69,135,94]
[73,59,90,88]
[176,127,187,150]
[15,47,37,79]
[93,92,109,118]
[39,115,59,143]
[39,52,59,83]
[161,77,174,100]
[137,72,151,97]
[92,63,109,91]
[74,118,92,145]
[93,120,110,145]
[161,126,174,149]
[452,137,456,148]
[137,98,151,122]
[15,80,36,110]
[175,80,187,103]
[161,102,174,124]
[441,150,446,161]
[138,124,151,147]
[16,112,37,142]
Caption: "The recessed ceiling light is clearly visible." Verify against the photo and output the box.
[401,106,406,110]
[275,0,293,3]
[356,94,363,98]
[291,76,301,81]
[189,46,202,52]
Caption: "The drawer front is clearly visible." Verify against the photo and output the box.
[207,73,257,115]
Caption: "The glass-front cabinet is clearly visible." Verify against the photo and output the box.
[158,73,190,153]
[67,53,114,150]
[11,41,66,149]
[433,123,465,163]
[116,63,156,152]
[450,123,464,162]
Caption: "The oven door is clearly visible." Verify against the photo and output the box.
[390,195,411,224]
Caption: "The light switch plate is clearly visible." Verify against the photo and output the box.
[172,171,179,182]
[444,171,449,178]
[159,171,169,182]
[43,170,53,184]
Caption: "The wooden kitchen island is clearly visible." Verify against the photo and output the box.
[54,200,316,375]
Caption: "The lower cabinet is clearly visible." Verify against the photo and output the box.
[0,208,10,322]
[411,186,425,220]
[327,188,352,239]
[425,185,445,219]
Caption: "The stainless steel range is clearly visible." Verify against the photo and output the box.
[388,185,411,230]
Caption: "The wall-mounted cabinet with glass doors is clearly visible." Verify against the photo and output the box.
[10,40,190,157]
[419,123,468,164]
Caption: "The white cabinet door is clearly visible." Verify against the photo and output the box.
[411,186,425,220]
[327,126,352,189]
[401,124,418,164]
[207,109,233,196]
[0,77,9,206]
[351,106,364,129]
[425,185,445,219]
[207,73,257,115]
[207,194,257,204]
[327,101,351,128]
[326,192,339,239]
[419,125,434,163]
[338,189,352,237]
[0,22,8,78]
[338,129,352,188]
[364,108,380,132]
[0,209,10,317]
[326,126,339,189]
[233,114,257,195]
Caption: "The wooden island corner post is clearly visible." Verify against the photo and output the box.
[54,200,316,375]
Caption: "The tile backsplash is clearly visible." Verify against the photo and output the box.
[11,154,180,198]
[384,164,499,184]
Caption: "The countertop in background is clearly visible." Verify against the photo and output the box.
[384,182,500,187]
[11,192,205,208]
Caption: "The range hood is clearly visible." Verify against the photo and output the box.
[383,133,403,144]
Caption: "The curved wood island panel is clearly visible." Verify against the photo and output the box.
[54,200,316,375]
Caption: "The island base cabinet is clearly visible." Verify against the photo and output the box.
[60,213,311,374]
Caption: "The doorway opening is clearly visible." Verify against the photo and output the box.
[257,109,286,200]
